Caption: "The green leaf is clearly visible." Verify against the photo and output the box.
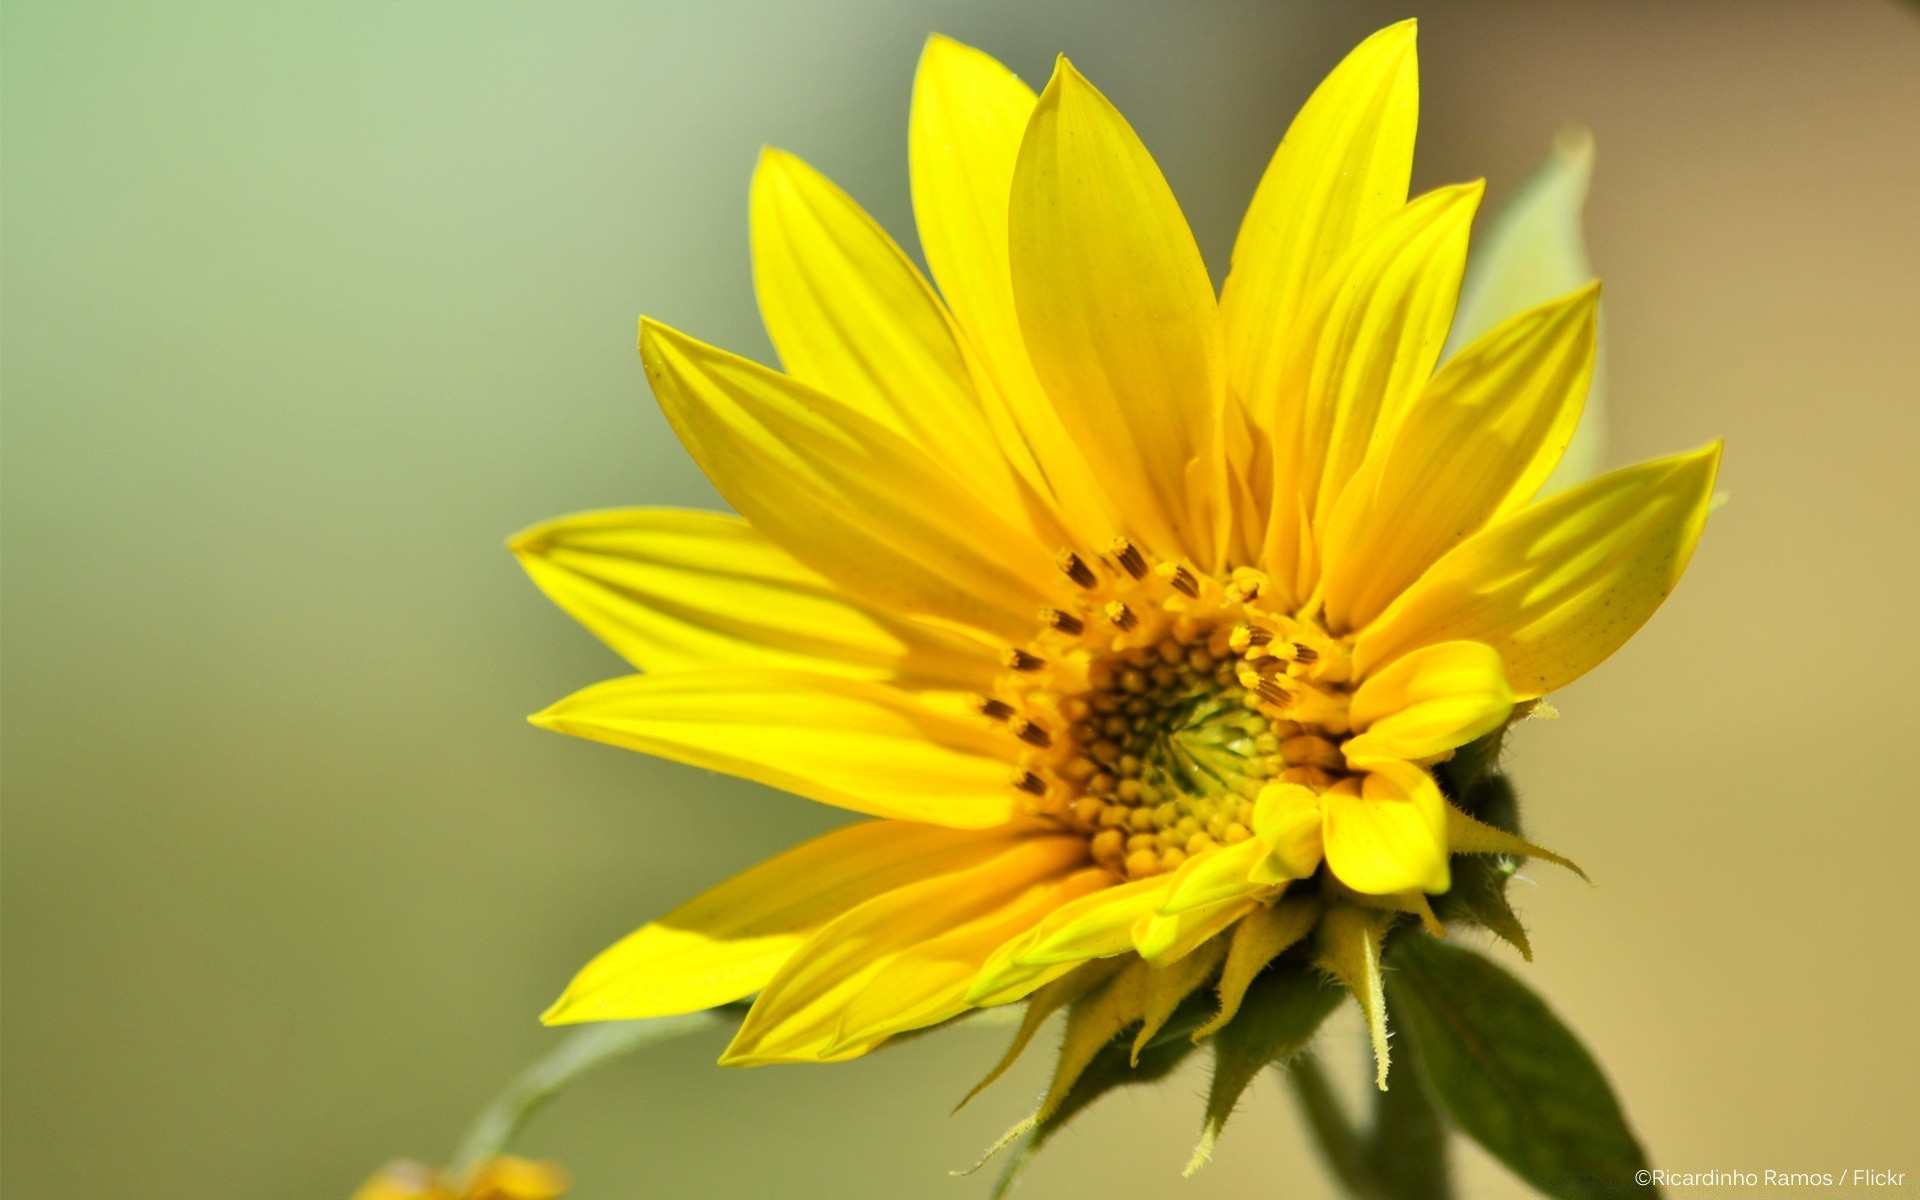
[449,1009,733,1179]
[1189,964,1345,1173]
[1386,936,1658,1199]
[1445,129,1606,496]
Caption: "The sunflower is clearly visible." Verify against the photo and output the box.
[515,18,1716,1105]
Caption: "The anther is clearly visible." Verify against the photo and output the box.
[1055,549,1098,590]
[1253,677,1295,708]
[1001,648,1044,672]
[1291,644,1320,666]
[1039,606,1085,636]
[971,695,1015,721]
[1011,717,1052,749]
[1104,601,1139,632]
[1156,561,1199,597]
[1230,624,1273,652]
[1011,769,1048,796]
[1109,538,1148,579]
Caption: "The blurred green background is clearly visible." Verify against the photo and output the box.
[5,1,1918,1196]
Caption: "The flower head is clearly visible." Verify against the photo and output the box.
[350,1157,568,1200]
[518,17,1715,1135]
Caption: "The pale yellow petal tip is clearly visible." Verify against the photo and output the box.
[635,314,678,356]
[505,520,558,557]
[1370,18,1418,56]
[1045,52,1089,95]
[920,32,970,60]
[753,144,805,180]
[1553,123,1596,162]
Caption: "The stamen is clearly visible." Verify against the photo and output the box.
[972,696,1015,721]
[1109,538,1148,579]
[1055,548,1098,589]
[1251,676,1295,708]
[1011,769,1048,796]
[1001,648,1044,672]
[1230,624,1273,653]
[1157,562,1199,598]
[1104,601,1139,632]
[1039,606,1085,636]
[1010,717,1052,748]
[1291,645,1320,666]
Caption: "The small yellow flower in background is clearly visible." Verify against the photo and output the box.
[513,14,1715,1153]
[350,1156,568,1200]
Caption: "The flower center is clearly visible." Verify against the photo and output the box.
[978,539,1360,880]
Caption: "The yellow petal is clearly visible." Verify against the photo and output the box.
[825,866,1111,1055]
[1009,56,1227,567]
[510,507,995,688]
[1265,182,1482,605]
[1193,895,1320,1039]
[722,835,1087,1064]
[1322,762,1449,895]
[1315,905,1393,1088]
[1222,20,1417,431]
[749,148,1017,508]
[1133,894,1258,967]
[461,1158,569,1200]
[1353,442,1722,699]
[1157,838,1268,916]
[640,318,1063,642]
[531,669,1020,828]
[965,875,1163,1004]
[541,819,1022,1024]
[1319,284,1600,631]
[350,1163,453,1200]
[1445,129,1606,499]
[908,36,1118,549]
[1251,781,1327,881]
[1343,640,1514,766]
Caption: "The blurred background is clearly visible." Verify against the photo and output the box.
[5,1,1918,1196]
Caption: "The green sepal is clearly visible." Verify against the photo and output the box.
[1188,963,1345,1173]
[985,990,1212,1198]
[1386,934,1659,1199]
[1432,772,1532,959]
[1437,729,1508,803]
[1436,851,1534,960]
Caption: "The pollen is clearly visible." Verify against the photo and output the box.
[984,541,1356,880]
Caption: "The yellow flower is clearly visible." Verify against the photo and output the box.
[350,1157,568,1200]
[516,21,1717,1076]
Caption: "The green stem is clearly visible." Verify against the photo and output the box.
[1285,1052,1382,1199]
[448,1008,740,1183]
[1285,1041,1454,1200]
[1369,1017,1454,1200]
